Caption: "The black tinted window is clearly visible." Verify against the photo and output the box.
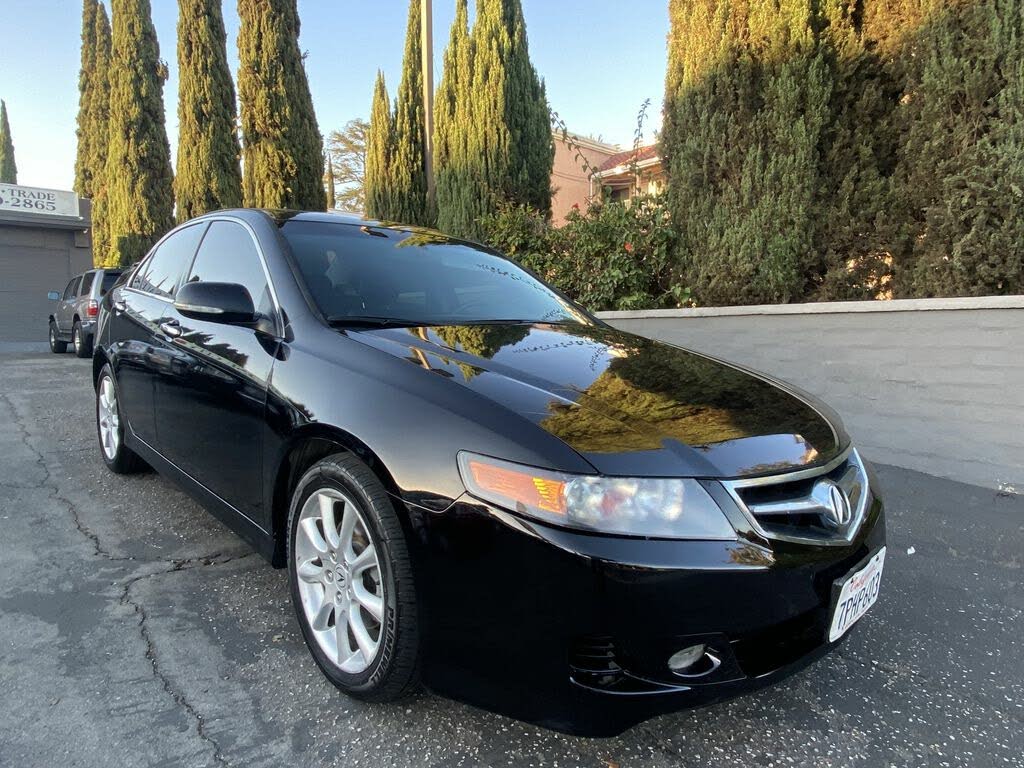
[186,221,273,317]
[132,224,205,299]
[100,272,122,296]
[62,278,80,300]
[80,272,95,295]
[280,221,587,326]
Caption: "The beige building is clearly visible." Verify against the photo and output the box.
[591,144,665,203]
[549,135,665,224]
[550,132,619,225]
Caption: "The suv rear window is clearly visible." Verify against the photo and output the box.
[81,272,95,296]
[100,272,122,296]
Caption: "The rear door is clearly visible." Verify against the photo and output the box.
[56,276,81,333]
[107,224,207,445]
[153,219,281,521]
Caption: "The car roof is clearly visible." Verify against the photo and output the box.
[187,208,464,241]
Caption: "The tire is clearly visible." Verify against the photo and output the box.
[288,452,420,702]
[49,321,67,353]
[73,321,92,358]
[96,364,144,474]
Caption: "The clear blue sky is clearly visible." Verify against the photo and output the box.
[0,0,668,192]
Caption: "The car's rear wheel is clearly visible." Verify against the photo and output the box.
[96,364,143,474]
[49,322,67,353]
[287,453,419,701]
[73,321,92,358]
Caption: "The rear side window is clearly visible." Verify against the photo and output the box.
[80,272,95,296]
[100,272,122,296]
[132,224,206,299]
[186,221,273,318]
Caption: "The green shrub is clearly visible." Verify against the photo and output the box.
[479,196,685,312]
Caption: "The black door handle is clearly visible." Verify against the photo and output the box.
[158,319,182,338]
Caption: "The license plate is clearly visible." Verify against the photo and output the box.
[828,547,885,642]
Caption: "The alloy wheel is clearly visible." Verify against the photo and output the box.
[97,375,120,460]
[294,488,385,674]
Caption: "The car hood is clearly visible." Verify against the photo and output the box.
[349,322,846,478]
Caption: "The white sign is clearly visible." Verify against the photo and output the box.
[0,183,80,218]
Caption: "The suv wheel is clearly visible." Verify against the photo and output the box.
[288,453,420,701]
[49,321,67,354]
[73,321,92,358]
[96,364,143,473]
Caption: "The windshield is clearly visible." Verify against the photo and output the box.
[280,221,590,326]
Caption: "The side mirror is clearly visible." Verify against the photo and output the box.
[174,281,256,325]
[47,291,61,301]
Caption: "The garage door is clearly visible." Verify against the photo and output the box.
[0,245,78,342]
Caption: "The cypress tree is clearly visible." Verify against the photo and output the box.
[74,0,99,196]
[0,101,15,184]
[661,0,900,305]
[390,0,432,226]
[886,0,1024,296]
[237,0,326,210]
[88,4,113,263]
[434,0,552,240]
[434,0,479,235]
[365,70,394,220]
[175,0,243,221]
[99,0,174,267]
[325,153,336,210]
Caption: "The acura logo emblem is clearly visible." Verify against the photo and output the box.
[812,479,852,528]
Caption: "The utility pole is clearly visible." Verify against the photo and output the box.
[421,0,435,210]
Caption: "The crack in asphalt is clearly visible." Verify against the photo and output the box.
[119,553,258,768]
[0,390,133,563]
[2,389,260,767]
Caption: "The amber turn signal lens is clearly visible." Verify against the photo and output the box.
[468,459,567,515]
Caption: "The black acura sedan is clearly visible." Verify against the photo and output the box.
[93,209,885,736]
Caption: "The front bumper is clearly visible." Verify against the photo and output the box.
[408,482,886,736]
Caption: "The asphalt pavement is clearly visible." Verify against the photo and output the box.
[0,352,1021,768]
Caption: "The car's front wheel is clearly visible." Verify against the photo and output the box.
[96,364,143,474]
[49,321,67,353]
[288,453,420,701]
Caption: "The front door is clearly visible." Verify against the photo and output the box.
[107,223,207,445]
[153,220,280,524]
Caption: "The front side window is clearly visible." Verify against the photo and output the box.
[132,224,206,299]
[62,277,80,300]
[280,221,589,326]
[185,221,274,318]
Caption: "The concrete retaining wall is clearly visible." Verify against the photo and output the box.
[598,297,1024,492]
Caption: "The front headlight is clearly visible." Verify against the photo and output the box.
[457,452,735,540]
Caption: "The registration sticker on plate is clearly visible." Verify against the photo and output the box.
[828,547,885,642]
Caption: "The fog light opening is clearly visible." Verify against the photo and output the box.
[667,644,721,678]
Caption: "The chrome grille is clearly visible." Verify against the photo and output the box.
[722,449,870,546]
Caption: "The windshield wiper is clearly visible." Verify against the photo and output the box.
[326,315,423,328]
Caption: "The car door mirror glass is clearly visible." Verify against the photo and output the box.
[47,291,60,301]
[174,281,256,325]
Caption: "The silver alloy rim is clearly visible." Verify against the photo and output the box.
[50,327,56,347]
[295,488,384,674]
[73,326,80,351]
[97,375,120,460]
